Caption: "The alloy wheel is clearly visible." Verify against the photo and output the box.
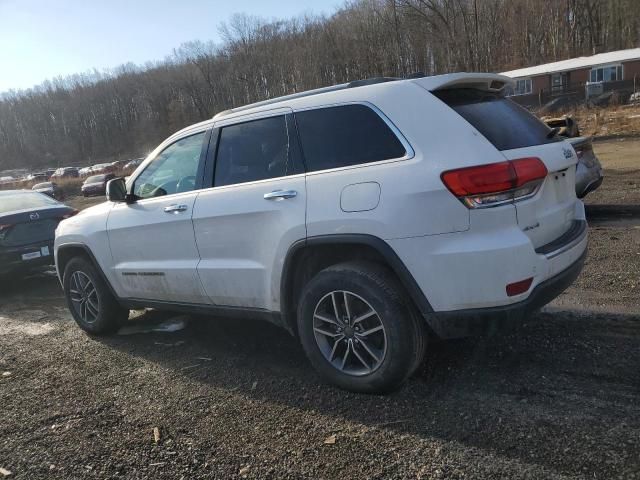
[312,290,387,376]
[69,271,100,324]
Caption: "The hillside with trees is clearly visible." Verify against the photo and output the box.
[1,0,639,170]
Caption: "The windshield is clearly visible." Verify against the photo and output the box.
[0,191,60,213]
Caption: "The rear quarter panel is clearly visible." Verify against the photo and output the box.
[304,83,508,241]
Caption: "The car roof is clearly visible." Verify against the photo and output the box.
[164,73,512,143]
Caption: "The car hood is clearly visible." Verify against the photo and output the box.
[73,200,111,218]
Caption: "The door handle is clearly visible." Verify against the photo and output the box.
[164,204,188,213]
[263,190,297,201]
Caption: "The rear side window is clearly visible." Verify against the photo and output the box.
[214,115,291,187]
[433,88,560,151]
[295,104,406,172]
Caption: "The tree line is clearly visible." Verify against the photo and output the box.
[1,0,639,171]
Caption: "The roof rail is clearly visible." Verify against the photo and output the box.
[212,76,405,120]
[212,83,350,119]
[346,76,400,88]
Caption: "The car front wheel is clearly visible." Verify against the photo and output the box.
[297,261,426,394]
[63,256,128,334]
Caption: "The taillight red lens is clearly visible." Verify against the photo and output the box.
[441,161,513,197]
[506,277,533,296]
[441,157,547,208]
[62,210,79,219]
[511,157,548,186]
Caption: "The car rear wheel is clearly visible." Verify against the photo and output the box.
[63,256,128,334]
[297,261,426,394]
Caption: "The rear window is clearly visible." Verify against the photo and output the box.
[86,175,105,183]
[0,192,59,214]
[295,104,406,172]
[433,88,560,151]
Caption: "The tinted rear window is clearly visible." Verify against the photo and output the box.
[0,192,59,214]
[295,104,406,172]
[433,88,560,151]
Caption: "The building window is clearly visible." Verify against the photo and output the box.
[590,65,623,83]
[513,78,532,96]
[551,72,567,92]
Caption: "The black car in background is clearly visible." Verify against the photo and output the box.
[0,191,77,275]
[81,173,115,196]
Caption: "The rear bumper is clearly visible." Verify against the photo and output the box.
[577,175,603,199]
[388,200,588,338]
[428,248,586,338]
[0,241,55,275]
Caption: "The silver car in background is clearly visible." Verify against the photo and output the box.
[542,117,603,199]
[569,136,603,198]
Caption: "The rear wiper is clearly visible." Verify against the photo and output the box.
[547,127,561,139]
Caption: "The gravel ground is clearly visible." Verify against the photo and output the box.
[0,140,639,479]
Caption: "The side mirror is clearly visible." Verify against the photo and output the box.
[106,177,132,203]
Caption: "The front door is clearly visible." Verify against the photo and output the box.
[107,130,210,304]
[192,112,306,312]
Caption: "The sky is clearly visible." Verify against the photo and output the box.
[0,0,340,93]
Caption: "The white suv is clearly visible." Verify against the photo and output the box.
[55,73,587,393]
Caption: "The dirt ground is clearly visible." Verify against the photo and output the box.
[587,139,640,206]
[1,140,639,479]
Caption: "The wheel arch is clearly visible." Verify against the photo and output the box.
[56,243,121,302]
[280,234,436,336]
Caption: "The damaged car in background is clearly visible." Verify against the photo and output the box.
[543,115,603,198]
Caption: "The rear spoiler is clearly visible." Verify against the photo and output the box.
[411,73,515,93]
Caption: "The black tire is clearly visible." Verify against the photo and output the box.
[297,261,426,394]
[63,256,128,334]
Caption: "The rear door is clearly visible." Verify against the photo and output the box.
[192,111,306,311]
[433,88,578,248]
[107,130,210,303]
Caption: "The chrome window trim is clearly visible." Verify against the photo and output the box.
[197,172,307,194]
[213,107,293,129]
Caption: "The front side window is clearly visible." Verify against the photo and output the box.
[214,115,290,187]
[295,104,406,172]
[133,131,206,199]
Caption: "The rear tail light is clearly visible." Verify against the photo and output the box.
[441,157,548,208]
[62,210,79,219]
[0,224,13,240]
